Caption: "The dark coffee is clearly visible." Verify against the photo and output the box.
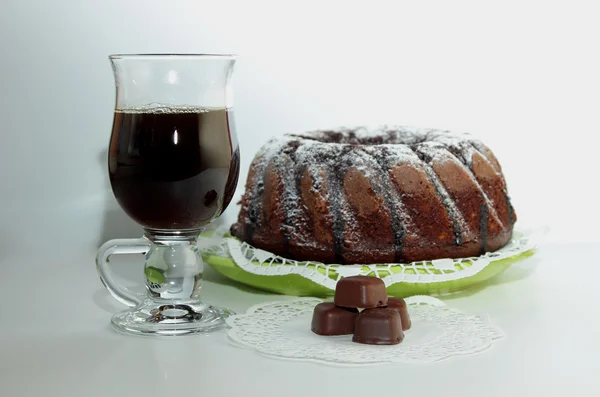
[109,106,240,230]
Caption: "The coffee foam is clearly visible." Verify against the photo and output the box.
[116,103,226,114]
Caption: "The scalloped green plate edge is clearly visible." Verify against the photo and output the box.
[202,248,535,298]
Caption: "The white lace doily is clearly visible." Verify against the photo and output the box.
[227,296,503,365]
[199,227,545,290]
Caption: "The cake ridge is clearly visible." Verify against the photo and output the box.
[361,145,407,262]
[241,137,290,244]
[443,144,507,231]
[272,146,296,255]
[410,144,469,245]
[328,145,352,263]
[469,142,516,227]
[240,148,268,243]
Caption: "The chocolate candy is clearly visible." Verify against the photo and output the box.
[334,276,388,309]
[311,302,359,335]
[386,297,412,331]
[352,308,404,345]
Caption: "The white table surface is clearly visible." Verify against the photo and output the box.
[1,216,599,397]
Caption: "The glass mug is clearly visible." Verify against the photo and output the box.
[96,54,240,336]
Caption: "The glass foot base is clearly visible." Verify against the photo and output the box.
[110,301,234,336]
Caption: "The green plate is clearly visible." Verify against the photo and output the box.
[201,234,536,298]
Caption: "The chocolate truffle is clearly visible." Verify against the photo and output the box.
[386,297,412,331]
[334,276,388,309]
[352,308,404,345]
[311,302,359,336]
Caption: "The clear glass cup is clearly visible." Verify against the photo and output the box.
[96,54,240,336]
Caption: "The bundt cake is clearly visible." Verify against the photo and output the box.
[231,126,516,264]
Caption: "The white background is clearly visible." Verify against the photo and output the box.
[1,2,600,396]
[1,0,599,254]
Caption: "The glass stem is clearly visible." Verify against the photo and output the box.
[143,229,204,303]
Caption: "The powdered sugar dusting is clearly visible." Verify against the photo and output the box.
[254,126,497,245]
[235,125,510,262]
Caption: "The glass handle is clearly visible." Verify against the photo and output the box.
[96,238,152,307]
